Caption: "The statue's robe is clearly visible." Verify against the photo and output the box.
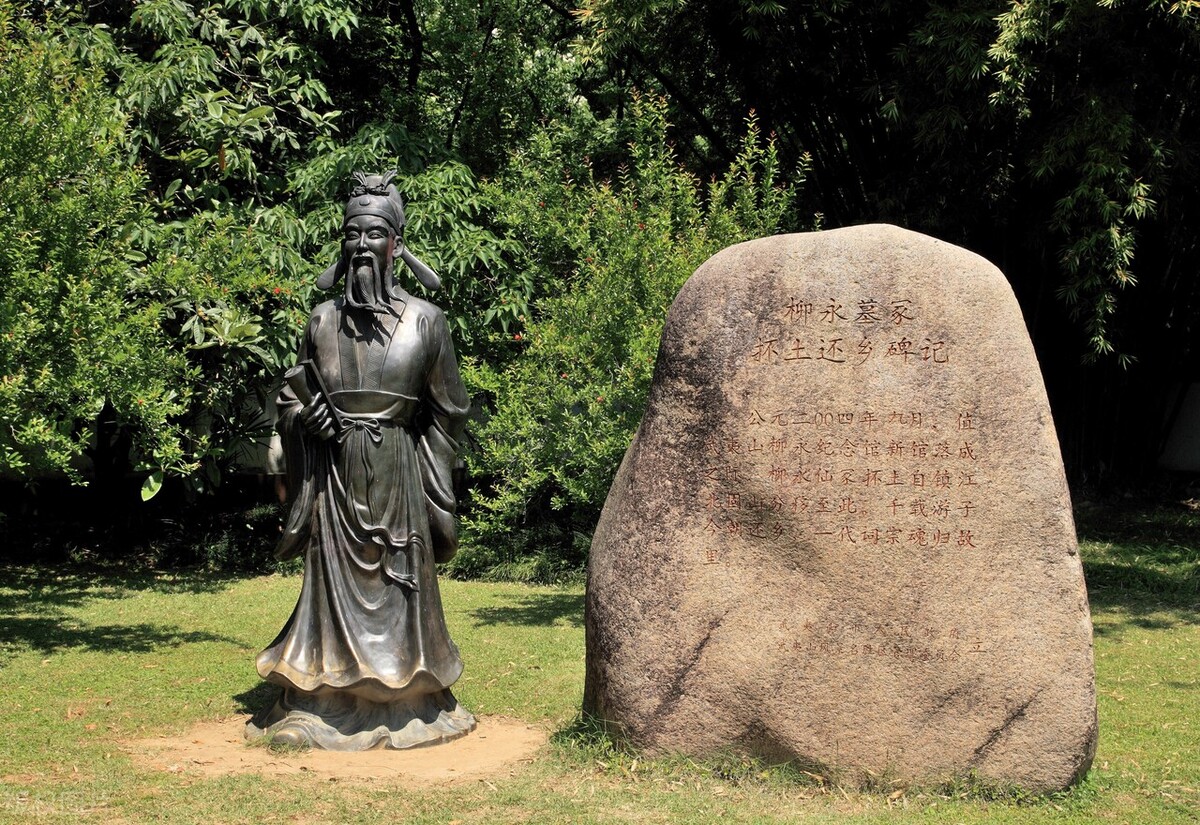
[253,289,473,748]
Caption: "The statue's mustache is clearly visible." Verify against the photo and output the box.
[350,254,380,281]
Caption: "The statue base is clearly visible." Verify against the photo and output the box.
[245,686,476,751]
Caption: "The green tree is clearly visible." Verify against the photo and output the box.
[75,0,354,209]
[987,0,1200,364]
[412,0,583,174]
[0,4,189,487]
[572,0,1200,483]
[453,98,801,580]
[909,0,1200,478]
[22,0,552,494]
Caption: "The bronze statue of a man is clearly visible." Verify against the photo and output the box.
[247,172,474,750]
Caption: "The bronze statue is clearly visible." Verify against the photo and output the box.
[247,172,474,750]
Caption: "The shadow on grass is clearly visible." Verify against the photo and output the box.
[232,681,280,716]
[0,564,243,610]
[0,564,252,659]
[469,592,584,628]
[1076,501,1199,632]
[0,616,244,656]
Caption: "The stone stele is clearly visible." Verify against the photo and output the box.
[584,224,1097,793]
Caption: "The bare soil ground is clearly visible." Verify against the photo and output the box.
[124,715,547,785]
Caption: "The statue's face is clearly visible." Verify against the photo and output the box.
[343,213,396,270]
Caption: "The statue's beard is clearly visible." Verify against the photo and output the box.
[345,256,396,315]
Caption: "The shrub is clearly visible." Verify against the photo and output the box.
[453,96,804,579]
[0,5,188,485]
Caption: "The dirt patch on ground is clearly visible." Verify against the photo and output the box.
[124,716,547,785]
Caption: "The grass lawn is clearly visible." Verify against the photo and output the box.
[0,502,1195,824]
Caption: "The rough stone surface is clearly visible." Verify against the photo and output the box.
[584,225,1097,793]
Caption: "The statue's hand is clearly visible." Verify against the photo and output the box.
[299,392,337,441]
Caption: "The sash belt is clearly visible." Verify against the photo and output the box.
[337,417,385,444]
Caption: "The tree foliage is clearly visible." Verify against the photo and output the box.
[987,0,1200,365]
[3,0,1198,570]
[575,0,1200,367]
[13,0,572,495]
[452,98,799,579]
[0,5,188,484]
[572,0,1200,485]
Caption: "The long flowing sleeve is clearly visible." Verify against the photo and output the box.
[274,313,326,561]
[417,309,470,563]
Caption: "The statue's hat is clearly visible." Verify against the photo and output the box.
[317,171,441,292]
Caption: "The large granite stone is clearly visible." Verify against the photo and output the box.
[584,225,1097,792]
